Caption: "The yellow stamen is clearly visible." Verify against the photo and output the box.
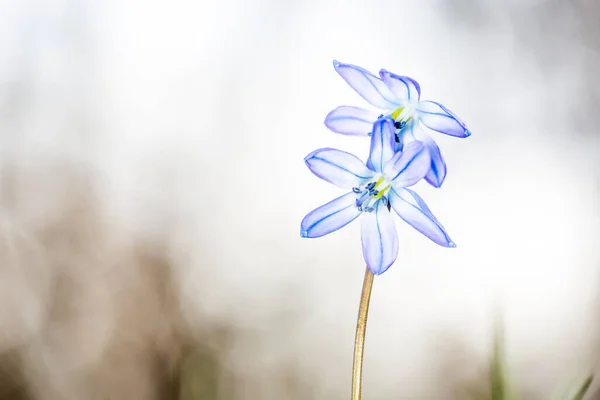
[374,185,390,199]
[390,107,403,120]
[371,176,385,190]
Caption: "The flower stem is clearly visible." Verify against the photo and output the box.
[351,267,375,400]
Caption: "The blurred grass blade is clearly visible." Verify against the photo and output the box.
[179,348,223,400]
[490,316,519,400]
[491,329,506,400]
[571,374,593,400]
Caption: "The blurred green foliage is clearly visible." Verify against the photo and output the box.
[0,322,594,400]
[178,348,227,400]
[485,322,593,400]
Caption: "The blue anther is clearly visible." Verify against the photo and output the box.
[394,120,407,130]
[366,182,376,191]
[352,187,361,193]
[369,190,379,197]
[356,190,370,208]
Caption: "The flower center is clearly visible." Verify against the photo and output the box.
[389,105,417,143]
[390,104,416,123]
[352,175,392,213]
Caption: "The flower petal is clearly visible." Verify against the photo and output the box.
[361,201,398,275]
[411,126,447,188]
[324,106,380,137]
[394,120,417,152]
[416,101,471,138]
[367,117,396,173]
[383,141,430,188]
[305,148,374,189]
[379,69,421,103]
[388,187,454,247]
[301,193,361,238]
[423,138,447,188]
[333,60,399,109]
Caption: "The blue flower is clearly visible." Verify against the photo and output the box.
[324,60,471,188]
[301,118,455,275]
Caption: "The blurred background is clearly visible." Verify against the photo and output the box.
[1,0,599,398]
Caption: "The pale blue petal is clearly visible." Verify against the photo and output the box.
[409,123,447,188]
[423,139,447,188]
[301,193,361,238]
[416,101,471,138]
[410,124,446,188]
[361,201,398,275]
[367,117,396,173]
[383,141,430,188]
[324,106,380,136]
[379,69,421,103]
[333,60,399,109]
[305,148,374,189]
[388,187,455,247]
